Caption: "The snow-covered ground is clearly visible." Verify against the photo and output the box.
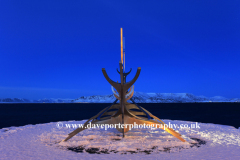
[1,120,240,159]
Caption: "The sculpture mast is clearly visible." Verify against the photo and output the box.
[118,28,131,83]
[120,28,125,137]
[120,28,124,71]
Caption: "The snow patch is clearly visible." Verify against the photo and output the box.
[1,120,240,159]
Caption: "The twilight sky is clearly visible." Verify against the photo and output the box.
[0,0,240,99]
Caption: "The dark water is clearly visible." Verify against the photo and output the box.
[0,103,240,129]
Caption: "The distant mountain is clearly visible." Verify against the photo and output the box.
[73,92,240,103]
[0,92,239,103]
[0,98,72,103]
[0,98,31,103]
[32,98,73,103]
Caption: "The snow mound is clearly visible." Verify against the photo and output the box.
[1,120,240,159]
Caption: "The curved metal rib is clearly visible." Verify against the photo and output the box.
[111,86,119,97]
[112,85,133,99]
[102,68,121,92]
[117,68,132,75]
[116,68,120,74]
[125,85,134,98]
[125,90,134,101]
[125,68,132,75]
[123,67,141,93]
[114,93,121,100]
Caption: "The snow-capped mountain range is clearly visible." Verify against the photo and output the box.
[73,92,240,103]
[0,98,72,103]
[0,92,239,103]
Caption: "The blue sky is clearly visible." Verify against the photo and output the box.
[0,0,239,99]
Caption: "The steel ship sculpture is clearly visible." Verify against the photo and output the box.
[63,28,186,142]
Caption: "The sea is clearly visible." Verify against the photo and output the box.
[0,103,240,129]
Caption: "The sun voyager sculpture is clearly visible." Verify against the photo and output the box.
[63,28,186,142]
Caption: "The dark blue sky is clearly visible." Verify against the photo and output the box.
[0,0,240,99]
